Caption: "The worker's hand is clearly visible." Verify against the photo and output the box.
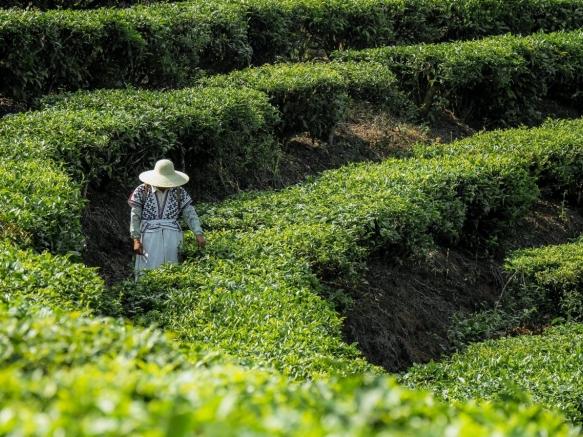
[196,234,206,249]
[133,239,144,255]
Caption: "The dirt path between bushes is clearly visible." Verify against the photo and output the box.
[341,201,583,372]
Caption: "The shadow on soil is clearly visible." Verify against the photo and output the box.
[341,201,583,372]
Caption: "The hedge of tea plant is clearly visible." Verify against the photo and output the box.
[506,238,583,323]
[450,238,583,346]
[0,159,84,252]
[0,2,251,102]
[0,295,202,374]
[2,0,583,102]
[403,323,583,424]
[0,0,174,8]
[0,241,108,313]
[333,30,583,125]
[240,0,583,64]
[198,61,412,140]
[0,297,575,435]
[415,117,583,199]
[2,351,575,434]
[1,87,280,190]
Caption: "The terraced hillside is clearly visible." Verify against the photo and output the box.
[1,0,582,434]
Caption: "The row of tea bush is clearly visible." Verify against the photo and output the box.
[2,0,583,101]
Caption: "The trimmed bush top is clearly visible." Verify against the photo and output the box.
[403,323,583,424]
[2,0,583,100]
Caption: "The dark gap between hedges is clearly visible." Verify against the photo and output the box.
[338,199,583,373]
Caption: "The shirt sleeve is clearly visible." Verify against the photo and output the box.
[182,204,203,235]
[178,187,193,211]
[128,185,145,208]
[130,206,142,239]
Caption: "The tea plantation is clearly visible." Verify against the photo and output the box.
[1,0,582,434]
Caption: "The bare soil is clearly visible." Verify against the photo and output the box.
[341,201,583,372]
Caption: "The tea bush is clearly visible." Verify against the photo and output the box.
[0,242,108,312]
[0,294,576,435]
[0,0,175,8]
[0,159,84,252]
[415,118,583,199]
[2,87,280,189]
[403,324,583,424]
[0,296,201,374]
[0,2,251,102]
[3,0,583,101]
[333,30,583,125]
[235,0,583,64]
[506,238,583,323]
[2,357,575,435]
[452,238,583,346]
[198,61,411,140]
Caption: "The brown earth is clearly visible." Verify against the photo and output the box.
[341,200,583,372]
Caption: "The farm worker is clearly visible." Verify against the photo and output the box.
[128,159,206,279]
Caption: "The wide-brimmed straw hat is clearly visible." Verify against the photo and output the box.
[139,159,189,188]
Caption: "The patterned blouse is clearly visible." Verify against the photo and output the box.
[128,184,203,238]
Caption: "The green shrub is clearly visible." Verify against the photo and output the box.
[449,238,583,347]
[403,323,583,424]
[0,296,198,374]
[3,362,578,435]
[0,241,110,313]
[333,30,583,125]
[415,118,583,199]
[241,0,583,64]
[0,159,84,252]
[0,2,251,102]
[3,0,583,102]
[0,0,176,9]
[199,61,410,141]
[0,294,576,435]
[3,87,280,190]
[505,238,583,323]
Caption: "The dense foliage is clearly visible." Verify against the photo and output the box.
[333,30,583,125]
[240,0,583,64]
[117,117,583,379]
[0,0,172,8]
[506,239,583,323]
[449,238,583,347]
[2,87,280,191]
[415,118,583,198]
[0,2,251,102]
[0,159,84,252]
[0,242,107,312]
[404,324,583,425]
[198,61,411,140]
[2,0,583,101]
[0,297,576,435]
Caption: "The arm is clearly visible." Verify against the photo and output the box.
[130,206,143,254]
[182,204,203,235]
[130,205,143,239]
